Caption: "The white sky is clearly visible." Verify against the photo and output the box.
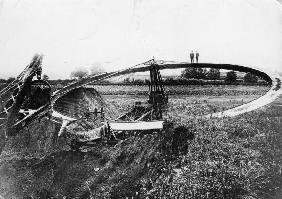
[0,0,281,79]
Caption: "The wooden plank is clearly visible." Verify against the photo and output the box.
[110,121,163,131]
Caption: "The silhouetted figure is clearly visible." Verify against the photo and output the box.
[196,51,199,63]
[190,51,194,63]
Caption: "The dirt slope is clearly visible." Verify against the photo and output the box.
[0,120,195,198]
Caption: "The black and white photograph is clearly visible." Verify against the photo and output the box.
[0,0,282,198]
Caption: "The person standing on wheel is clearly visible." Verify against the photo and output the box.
[190,51,194,63]
[196,51,199,63]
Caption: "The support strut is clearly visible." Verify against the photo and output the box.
[148,62,168,106]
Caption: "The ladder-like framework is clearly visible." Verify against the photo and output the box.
[148,62,168,106]
[147,61,168,120]
[0,54,50,136]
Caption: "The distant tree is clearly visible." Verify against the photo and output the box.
[181,67,198,79]
[70,67,89,79]
[244,72,258,84]
[42,74,50,81]
[182,67,208,80]
[7,77,16,84]
[225,71,237,83]
[145,79,150,85]
[89,62,104,75]
[164,78,175,85]
[131,79,144,85]
[202,68,208,79]
[207,68,220,80]
[124,77,130,83]
[196,68,206,79]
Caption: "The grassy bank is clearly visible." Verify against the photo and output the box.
[0,88,281,198]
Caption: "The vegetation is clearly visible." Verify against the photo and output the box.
[70,64,105,80]
[92,84,269,96]
[181,67,220,81]
[123,77,146,85]
[225,70,237,84]
[181,67,208,80]
[70,67,89,79]
[244,72,258,84]
[89,63,104,75]
[0,84,280,198]
[207,68,221,80]
[42,74,50,81]
[0,69,268,88]
[6,77,15,84]
[0,95,281,198]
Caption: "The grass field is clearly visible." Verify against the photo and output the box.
[100,85,269,121]
[103,94,260,123]
[93,84,269,96]
[1,84,281,198]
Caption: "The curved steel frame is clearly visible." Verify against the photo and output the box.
[8,59,282,134]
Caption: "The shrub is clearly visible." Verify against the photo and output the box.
[244,72,258,84]
[225,71,237,84]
